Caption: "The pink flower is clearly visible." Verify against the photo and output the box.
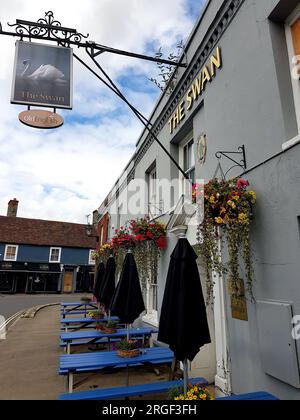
[237,179,249,190]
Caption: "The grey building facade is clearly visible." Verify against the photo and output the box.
[96,0,300,399]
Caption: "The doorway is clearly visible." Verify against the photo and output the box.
[63,271,74,293]
[15,273,28,293]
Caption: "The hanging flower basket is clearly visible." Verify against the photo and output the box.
[110,219,167,291]
[197,177,256,304]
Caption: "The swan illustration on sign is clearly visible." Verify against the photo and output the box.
[21,60,67,85]
[11,41,73,109]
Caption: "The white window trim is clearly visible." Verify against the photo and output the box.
[4,245,18,262]
[89,249,96,265]
[49,247,61,263]
[285,6,300,136]
[142,283,159,327]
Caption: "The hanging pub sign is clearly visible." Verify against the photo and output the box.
[18,109,64,129]
[11,41,73,109]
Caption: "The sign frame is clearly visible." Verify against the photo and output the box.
[11,40,73,110]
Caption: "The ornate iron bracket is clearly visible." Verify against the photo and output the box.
[215,145,247,173]
[1,11,187,67]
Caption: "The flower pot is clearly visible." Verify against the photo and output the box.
[117,349,140,358]
[103,327,117,334]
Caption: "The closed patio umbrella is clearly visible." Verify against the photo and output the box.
[110,251,145,338]
[99,256,116,312]
[158,238,211,394]
[93,262,105,303]
[81,266,92,293]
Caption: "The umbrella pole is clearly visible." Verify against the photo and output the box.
[183,359,189,396]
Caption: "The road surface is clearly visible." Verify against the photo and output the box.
[0,293,91,319]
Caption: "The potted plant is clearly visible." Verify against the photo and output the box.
[116,339,140,358]
[80,295,92,304]
[96,320,118,334]
[88,309,105,321]
[168,382,214,401]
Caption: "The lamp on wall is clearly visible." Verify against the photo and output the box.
[85,222,93,237]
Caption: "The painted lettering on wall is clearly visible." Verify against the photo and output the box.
[168,47,222,134]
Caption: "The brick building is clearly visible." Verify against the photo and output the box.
[0,199,97,294]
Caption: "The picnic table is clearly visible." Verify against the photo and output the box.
[59,346,174,393]
[61,302,98,318]
[60,316,120,332]
[61,327,158,354]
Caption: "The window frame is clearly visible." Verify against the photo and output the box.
[142,280,159,327]
[4,245,19,262]
[89,249,96,266]
[285,5,300,134]
[148,165,160,218]
[49,247,62,263]
[181,133,195,183]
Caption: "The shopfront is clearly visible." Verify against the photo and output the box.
[0,261,62,294]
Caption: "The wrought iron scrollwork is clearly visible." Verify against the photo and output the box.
[215,145,247,178]
[7,10,89,44]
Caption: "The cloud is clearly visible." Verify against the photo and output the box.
[0,0,200,223]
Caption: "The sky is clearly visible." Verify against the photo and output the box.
[0,0,205,223]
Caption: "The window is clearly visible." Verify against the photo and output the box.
[143,275,159,327]
[49,247,61,263]
[286,6,300,132]
[89,250,96,265]
[148,166,159,218]
[4,245,18,262]
[183,139,195,183]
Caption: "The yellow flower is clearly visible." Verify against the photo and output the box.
[200,394,207,400]
[232,195,240,201]
[248,191,257,204]
[209,196,216,204]
[227,200,236,209]
[215,217,224,224]
[238,213,248,223]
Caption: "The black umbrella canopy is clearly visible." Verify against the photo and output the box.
[81,266,92,292]
[110,252,145,324]
[99,256,116,309]
[93,262,105,302]
[158,238,211,362]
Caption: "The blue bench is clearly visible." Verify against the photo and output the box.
[217,391,279,401]
[59,377,208,400]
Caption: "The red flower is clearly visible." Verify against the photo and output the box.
[156,236,167,249]
[146,231,154,239]
[136,234,146,242]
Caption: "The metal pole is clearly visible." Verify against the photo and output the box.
[74,53,190,181]
[183,359,189,396]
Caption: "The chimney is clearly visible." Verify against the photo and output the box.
[93,210,99,226]
[7,198,19,217]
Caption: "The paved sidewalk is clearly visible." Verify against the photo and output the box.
[0,305,172,400]
[0,305,64,400]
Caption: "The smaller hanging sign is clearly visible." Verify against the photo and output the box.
[197,133,207,165]
[18,109,64,129]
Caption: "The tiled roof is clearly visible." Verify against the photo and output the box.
[0,216,97,249]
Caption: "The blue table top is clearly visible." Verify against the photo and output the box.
[61,316,119,324]
[61,302,97,307]
[61,327,158,342]
[60,347,173,373]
